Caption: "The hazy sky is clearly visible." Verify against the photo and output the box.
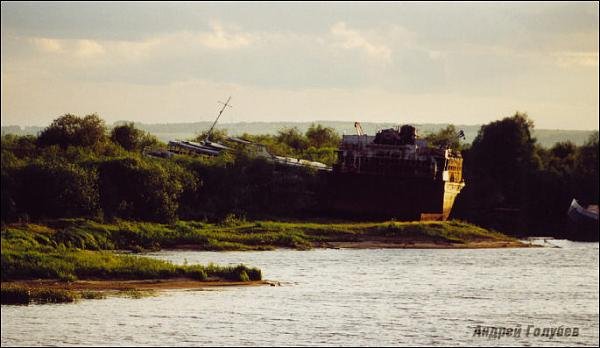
[1,2,598,129]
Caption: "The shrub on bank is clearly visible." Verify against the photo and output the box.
[0,286,77,305]
[1,246,262,282]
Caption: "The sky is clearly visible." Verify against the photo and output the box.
[1,1,598,130]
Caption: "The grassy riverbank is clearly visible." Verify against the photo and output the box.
[1,285,157,305]
[1,279,269,305]
[2,218,526,254]
[1,245,262,282]
[1,218,526,304]
[1,219,264,304]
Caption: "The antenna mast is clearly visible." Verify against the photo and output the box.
[205,96,232,142]
[354,121,365,136]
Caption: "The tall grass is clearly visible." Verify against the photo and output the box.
[0,286,154,304]
[1,247,261,282]
[1,286,77,304]
[1,218,512,283]
[1,220,263,282]
[2,219,513,254]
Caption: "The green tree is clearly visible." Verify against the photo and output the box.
[542,141,578,177]
[238,133,292,157]
[97,157,194,222]
[467,112,540,202]
[455,112,541,233]
[1,134,38,159]
[14,161,99,220]
[424,125,464,151]
[303,147,338,166]
[574,131,599,204]
[305,124,340,148]
[277,127,309,153]
[110,122,158,151]
[194,128,229,143]
[38,114,107,148]
[1,168,17,221]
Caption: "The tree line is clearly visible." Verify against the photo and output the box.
[195,123,340,166]
[1,114,332,223]
[1,112,597,240]
[453,113,598,239]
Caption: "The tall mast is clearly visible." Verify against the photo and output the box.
[204,96,232,142]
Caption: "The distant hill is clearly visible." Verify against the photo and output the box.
[2,121,596,148]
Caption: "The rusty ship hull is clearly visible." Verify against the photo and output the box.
[329,173,464,220]
[329,127,465,221]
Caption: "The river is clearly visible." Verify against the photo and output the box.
[2,241,598,346]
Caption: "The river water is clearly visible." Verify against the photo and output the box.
[2,241,598,346]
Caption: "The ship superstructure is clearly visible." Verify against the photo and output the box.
[331,125,465,220]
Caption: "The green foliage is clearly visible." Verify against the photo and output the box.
[174,152,324,220]
[303,146,338,166]
[1,286,32,304]
[0,286,160,305]
[1,219,513,257]
[116,289,157,299]
[277,127,309,152]
[468,112,539,198]
[1,134,38,159]
[1,286,78,304]
[1,223,262,282]
[4,122,595,148]
[38,114,107,149]
[457,113,539,220]
[97,156,196,223]
[455,113,598,238]
[305,123,341,148]
[80,291,107,300]
[194,128,229,143]
[574,132,599,204]
[257,124,340,165]
[220,213,247,227]
[2,114,339,223]
[2,112,596,241]
[110,122,159,151]
[1,162,19,222]
[15,162,99,220]
[424,125,464,151]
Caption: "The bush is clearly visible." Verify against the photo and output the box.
[98,157,195,223]
[14,162,99,220]
[110,122,159,151]
[38,114,107,149]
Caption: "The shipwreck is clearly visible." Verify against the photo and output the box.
[329,123,465,221]
[155,97,330,171]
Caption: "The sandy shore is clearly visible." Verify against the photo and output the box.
[1,278,270,291]
[169,239,534,251]
[319,240,534,249]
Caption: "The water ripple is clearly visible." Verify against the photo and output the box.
[2,242,598,346]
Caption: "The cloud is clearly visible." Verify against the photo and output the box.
[75,39,105,57]
[26,20,254,65]
[30,37,105,58]
[330,22,392,64]
[197,21,256,49]
[30,37,63,53]
[553,51,599,68]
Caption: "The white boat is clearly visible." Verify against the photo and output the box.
[568,199,599,222]
[567,199,598,241]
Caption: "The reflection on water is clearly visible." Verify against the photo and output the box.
[2,242,598,346]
